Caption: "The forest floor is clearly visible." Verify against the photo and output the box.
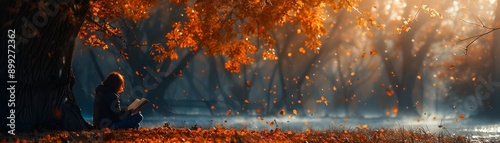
[2,124,468,142]
[3,116,498,142]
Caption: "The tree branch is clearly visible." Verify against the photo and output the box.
[456,10,500,55]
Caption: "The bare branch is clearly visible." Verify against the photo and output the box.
[85,16,123,40]
[456,9,500,55]
[470,10,488,28]
[458,28,500,55]
[344,0,362,15]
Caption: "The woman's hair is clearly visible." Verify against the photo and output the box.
[103,71,125,93]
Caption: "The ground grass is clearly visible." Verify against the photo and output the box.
[1,123,469,142]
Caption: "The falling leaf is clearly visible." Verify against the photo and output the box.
[459,113,465,119]
[259,26,266,33]
[226,110,232,115]
[292,109,297,115]
[246,80,251,87]
[244,100,250,104]
[305,75,310,80]
[280,109,286,115]
[333,85,337,91]
[256,108,261,113]
[392,107,398,114]
[370,51,377,55]
[449,65,455,70]
[299,47,306,54]
[350,72,355,76]
[211,105,216,110]
[361,53,366,58]
[386,89,394,97]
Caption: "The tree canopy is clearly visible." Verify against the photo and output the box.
[79,0,387,73]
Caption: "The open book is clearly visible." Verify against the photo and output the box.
[127,98,149,113]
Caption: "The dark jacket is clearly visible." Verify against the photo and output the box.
[93,84,130,129]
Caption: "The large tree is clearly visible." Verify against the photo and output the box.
[0,0,156,133]
[1,0,93,133]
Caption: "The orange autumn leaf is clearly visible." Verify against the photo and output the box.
[459,113,465,119]
[299,47,306,54]
[386,89,394,97]
[246,80,251,87]
[392,107,398,114]
[280,109,286,115]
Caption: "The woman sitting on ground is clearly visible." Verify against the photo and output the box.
[93,71,143,129]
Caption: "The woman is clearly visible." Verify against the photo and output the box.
[93,72,143,129]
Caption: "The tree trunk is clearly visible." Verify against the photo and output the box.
[479,1,500,118]
[1,0,91,133]
[491,1,500,117]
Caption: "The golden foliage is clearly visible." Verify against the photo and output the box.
[77,0,395,72]
[78,0,156,50]
[89,0,157,22]
[154,0,389,72]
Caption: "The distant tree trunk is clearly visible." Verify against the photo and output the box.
[1,0,91,133]
[480,1,500,118]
